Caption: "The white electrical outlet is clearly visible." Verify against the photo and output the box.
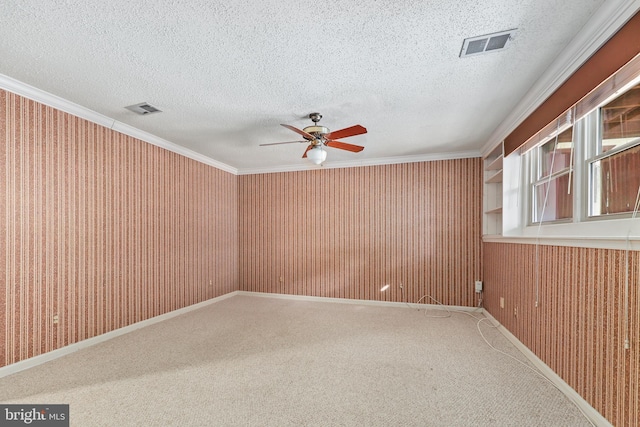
[500,297,505,308]
[474,281,483,293]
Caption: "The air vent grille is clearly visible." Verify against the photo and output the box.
[125,102,162,115]
[460,29,517,58]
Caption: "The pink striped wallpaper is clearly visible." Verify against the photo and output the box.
[238,160,483,306]
[484,243,640,427]
[0,89,238,368]
[2,83,632,426]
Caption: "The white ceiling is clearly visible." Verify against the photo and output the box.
[0,0,637,173]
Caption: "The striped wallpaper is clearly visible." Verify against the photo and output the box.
[2,83,632,426]
[239,160,483,306]
[0,89,239,368]
[483,242,640,427]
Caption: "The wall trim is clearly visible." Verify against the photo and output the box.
[110,121,238,174]
[0,291,240,379]
[0,290,477,377]
[3,3,637,175]
[483,310,612,427]
[481,0,640,156]
[483,235,640,251]
[0,289,610,426]
[242,291,609,425]
[0,71,481,176]
[0,73,238,175]
[236,290,482,312]
[236,150,481,175]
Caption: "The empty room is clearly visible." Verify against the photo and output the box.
[1,1,639,426]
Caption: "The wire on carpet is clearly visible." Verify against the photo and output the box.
[406,293,596,427]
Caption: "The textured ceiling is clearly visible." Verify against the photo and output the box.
[0,0,627,172]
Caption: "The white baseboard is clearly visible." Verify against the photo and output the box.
[0,289,612,427]
[243,290,610,425]
[237,290,482,313]
[0,291,240,379]
[483,310,612,427]
[0,290,472,378]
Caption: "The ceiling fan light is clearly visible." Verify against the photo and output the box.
[307,146,327,165]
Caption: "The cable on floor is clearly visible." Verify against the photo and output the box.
[408,294,596,427]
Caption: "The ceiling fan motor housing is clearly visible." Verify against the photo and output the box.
[302,125,329,140]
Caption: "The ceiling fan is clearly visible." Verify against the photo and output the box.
[260,113,367,165]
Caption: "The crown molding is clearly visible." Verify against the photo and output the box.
[0,73,114,128]
[480,0,640,157]
[236,150,481,175]
[109,121,237,174]
[0,72,478,176]
[0,73,239,175]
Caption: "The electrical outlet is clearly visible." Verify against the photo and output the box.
[514,307,518,317]
[500,297,505,308]
[399,283,403,289]
[279,276,284,282]
[53,315,59,324]
[474,281,483,293]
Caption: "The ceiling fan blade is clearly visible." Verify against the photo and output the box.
[302,144,314,158]
[281,124,315,140]
[324,125,367,140]
[259,140,307,146]
[326,140,364,153]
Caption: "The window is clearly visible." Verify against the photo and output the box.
[588,84,640,217]
[531,127,574,223]
[503,56,640,242]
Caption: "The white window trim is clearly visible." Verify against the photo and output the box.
[496,78,640,250]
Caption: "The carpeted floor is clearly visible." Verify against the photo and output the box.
[0,294,593,426]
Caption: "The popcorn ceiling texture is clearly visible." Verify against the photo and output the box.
[0,0,606,170]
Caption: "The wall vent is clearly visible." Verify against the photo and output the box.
[460,29,517,58]
[125,102,162,115]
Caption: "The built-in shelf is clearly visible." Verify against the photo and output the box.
[485,155,503,171]
[485,170,503,184]
[483,142,504,236]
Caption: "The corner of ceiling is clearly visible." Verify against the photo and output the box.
[236,150,482,175]
[0,72,239,175]
[0,71,480,176]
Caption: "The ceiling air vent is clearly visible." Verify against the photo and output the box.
[125,102,162,115]
[459,29,517,58]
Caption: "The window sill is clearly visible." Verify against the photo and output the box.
[484,217,640,250]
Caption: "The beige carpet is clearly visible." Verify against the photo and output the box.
[0,294,593,426]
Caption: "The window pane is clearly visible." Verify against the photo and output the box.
[590,143,640,216]
[600,84,640,153]
[539,127,573,178]
[533,173,573,222]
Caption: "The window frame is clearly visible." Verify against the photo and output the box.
[587,139,640,219]
[586,83,640,219]
[498,69,640,250]
[528,126,575,225]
